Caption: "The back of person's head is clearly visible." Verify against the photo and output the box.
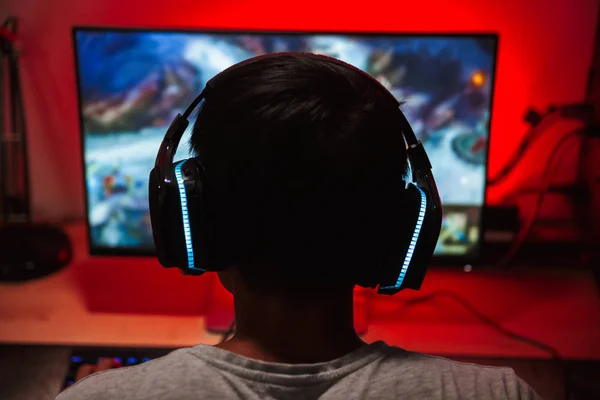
[189,53,411,292]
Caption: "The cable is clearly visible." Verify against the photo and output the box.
[8,20,30,222]
[0,17,29,222]
[381,290,562,359]
[0,23,5,222]
[487,104,591,187]
[501,184,582,205]
[498,130,582,267]
[487,110,562,186]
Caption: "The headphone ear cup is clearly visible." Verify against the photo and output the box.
[398,183,434,290]
[149,158,210,275]
[149,167,167,266]
[376,183,423,289]
[177,158,212,273]
[150,163,194,271]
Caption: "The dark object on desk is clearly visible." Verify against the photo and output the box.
[583,14,600,291]
[0,224,72,282]
[483,205,520,237]
[480,205,519,260]
[480,205,591,268]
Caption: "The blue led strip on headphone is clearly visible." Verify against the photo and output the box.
[174,161,204,272]
[380,185,427,290]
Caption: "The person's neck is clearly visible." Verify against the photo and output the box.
[216,284,365,364]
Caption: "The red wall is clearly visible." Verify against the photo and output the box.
[1,0,598,221]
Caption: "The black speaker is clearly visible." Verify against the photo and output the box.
[0,224,72,282]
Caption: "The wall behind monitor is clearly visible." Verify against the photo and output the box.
[0,0,598,222]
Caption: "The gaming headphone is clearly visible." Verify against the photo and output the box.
[149,53,442,295]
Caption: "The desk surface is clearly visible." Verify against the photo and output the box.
[1,223,599,360]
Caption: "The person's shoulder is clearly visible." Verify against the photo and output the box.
[380,346,509,376]
[377,346,539,399]
[405,351,515,377]
[56,348,200,400]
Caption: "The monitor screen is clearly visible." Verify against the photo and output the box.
[73,28,497,259]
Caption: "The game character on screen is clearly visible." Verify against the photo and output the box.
[58,53,540,400]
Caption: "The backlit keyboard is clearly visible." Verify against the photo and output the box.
[63,347,174,389]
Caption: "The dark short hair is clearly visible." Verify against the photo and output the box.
[190,53,409,290]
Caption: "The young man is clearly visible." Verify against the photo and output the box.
[58,53,539,399]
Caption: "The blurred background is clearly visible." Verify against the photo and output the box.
[0,0,599,399]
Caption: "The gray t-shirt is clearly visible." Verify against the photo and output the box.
[57,341,540,399]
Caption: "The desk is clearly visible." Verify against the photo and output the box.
[1,223,599,359]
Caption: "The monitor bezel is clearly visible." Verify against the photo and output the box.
[72,26,498,265]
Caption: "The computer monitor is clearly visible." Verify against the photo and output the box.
[73,28,497,260]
